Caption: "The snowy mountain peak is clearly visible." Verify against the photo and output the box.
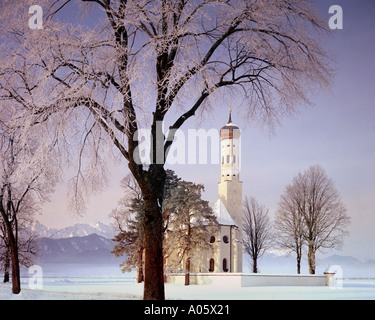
[89,221,114,236]
[30,220,57,238]
[32,220,115,239]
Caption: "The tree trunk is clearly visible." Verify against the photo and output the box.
[129,156,166,300]
[136,247,144,283]
[142,195,165,300]
[185,258,190,286]
[297,257,301,274]
[6,229,21,294]
[9,240,21,294]
[0,211,21,294]
[252,257,258,273]
[185,222,191,286]
[308,247,316,274]
[296,246,302,274]
[3,248,10,283]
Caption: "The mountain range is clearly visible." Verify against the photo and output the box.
[30,221,375,278]
[31,221,122,267]
[37,233,119,264]
[31,220,115,239]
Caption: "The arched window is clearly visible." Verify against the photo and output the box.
[223,258,228,272]
[222,156,224,164]
[233,155,236,163]
[209,259,215,272]
[209,236,215,243]
[223,236,229,243]
[226,155,230,163]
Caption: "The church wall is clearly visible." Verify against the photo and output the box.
[190,224,243,274]
[233,228,243,273]
[218,180,243,229]
[164,223,243,274]
[165,273,329,287]
[218,225,231,272]
[186,224,236,274]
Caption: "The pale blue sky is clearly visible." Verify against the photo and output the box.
[40,0,375,260]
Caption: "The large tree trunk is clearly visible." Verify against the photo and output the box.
[142,195,165,300]
[129,137,166,299]
[308,247,316,274]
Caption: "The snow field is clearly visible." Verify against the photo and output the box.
[0,277,374,300]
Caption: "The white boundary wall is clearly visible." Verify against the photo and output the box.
[166,273,333,287]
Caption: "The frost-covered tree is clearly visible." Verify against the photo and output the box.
[243,196,273,273]
[0,0,333,299]
[277,165,350,274]
[0,211,40,283]
[0,111,58,294]
[274,194,306,274]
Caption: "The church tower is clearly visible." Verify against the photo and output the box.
[218,109,243,230]
[165,109,244,275]
[217,109,243,273]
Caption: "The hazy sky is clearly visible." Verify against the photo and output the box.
[39,0,375,261]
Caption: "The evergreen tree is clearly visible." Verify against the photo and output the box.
[163,181,217,285]
[112,173,217,285]
[111,170,180,282]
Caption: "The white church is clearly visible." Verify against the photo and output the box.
[166,109,243,275]
[203,109,243,273]
[216,109,243,272]
[165,111,335,288]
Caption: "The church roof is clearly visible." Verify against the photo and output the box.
[220,109,240,139]
[212,199,238,227]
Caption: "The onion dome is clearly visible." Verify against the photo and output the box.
[220,109,240,140]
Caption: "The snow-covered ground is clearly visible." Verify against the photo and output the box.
[1,274,374,300]
[0,260,372,300]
